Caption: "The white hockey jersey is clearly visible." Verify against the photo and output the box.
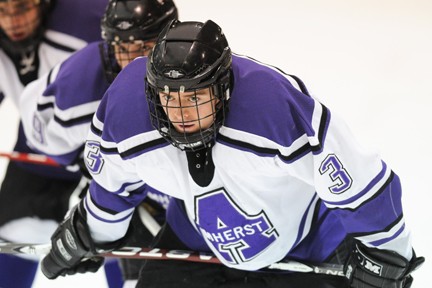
[84,55,413,271]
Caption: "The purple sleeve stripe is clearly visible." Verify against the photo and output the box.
[325,161,388,206]
[369,224,405,247]
[111,181,146,195]
[25,142,80,166]
[49,150,81,166]
[346,214,405,242]
[88,181,147,215]
[84,197,133,224]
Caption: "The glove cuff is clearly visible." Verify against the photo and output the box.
[352,241,410,280]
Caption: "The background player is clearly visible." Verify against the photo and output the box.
[0,0,126,287]
[19,0,178,285]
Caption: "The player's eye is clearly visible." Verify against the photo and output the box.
[118,45,128,53]
[6,2,34,15]
[188,95,199,103]
[162,94,174,103]
[16,3,32,11]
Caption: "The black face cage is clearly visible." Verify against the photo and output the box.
[99,40,154,83]
[146,78,230,151]
[99,42,120,83]
[0,0,49,55]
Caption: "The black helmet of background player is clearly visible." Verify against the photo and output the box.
[100,0,178,82]
[0,0,52,55]
[146,20,232,151]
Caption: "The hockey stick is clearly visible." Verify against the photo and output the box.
[0,151,59,166]
[0,242,345,276]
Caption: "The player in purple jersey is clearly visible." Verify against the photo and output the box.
[18,0,177,285]
[41,20,424,287]
[0,0,126,287]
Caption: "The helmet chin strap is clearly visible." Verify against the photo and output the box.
[162,124,216,152]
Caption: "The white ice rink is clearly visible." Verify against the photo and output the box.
[1,0,431,287]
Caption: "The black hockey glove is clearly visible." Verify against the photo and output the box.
[344,241,424,288]
[41,200,130,279]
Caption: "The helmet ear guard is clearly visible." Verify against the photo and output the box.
[145,20,232,151]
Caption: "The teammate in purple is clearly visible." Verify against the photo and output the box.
[19,0,177,285]
[41,20,424,287]
[0,0,124,287]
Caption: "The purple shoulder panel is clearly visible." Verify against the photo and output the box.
[95,57,156,144]
[46,0,108,43]
[226,55,317,147]
[43,42,109,111]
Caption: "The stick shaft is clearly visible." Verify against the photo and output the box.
[0,242,345,276]
[0,151,59,166]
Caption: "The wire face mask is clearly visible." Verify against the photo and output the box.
[147,84,226,151]
[112,40,155,68]
[100,39,155,83]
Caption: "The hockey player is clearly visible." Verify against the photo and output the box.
[40,20,424,287]
[0,0,125,287]
[18,0,178,285]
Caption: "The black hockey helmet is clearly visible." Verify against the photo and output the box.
[146,20,232,151]
[101,0,178,43]
[100,0,178,82]
[0,0,53,55]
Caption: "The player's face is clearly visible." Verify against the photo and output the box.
[159,88,218,134]
[113,40,156,69]
[0,0,40,42]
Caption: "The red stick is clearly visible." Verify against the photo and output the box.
[0,151,60,166]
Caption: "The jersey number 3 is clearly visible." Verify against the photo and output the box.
[319,154,352,194]
[84,141,104,174]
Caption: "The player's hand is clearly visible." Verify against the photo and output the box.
[41,201,104,279]
[344,241,424,288]
[41,200,131,279]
